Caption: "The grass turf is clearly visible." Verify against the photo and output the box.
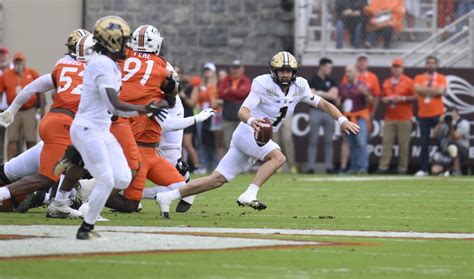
[0,174,473,278]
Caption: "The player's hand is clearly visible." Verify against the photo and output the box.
[0,110,15,127]
[250,118,268,132]
[145,101,168,121]
[194,108,216,123]
[341,121,360,135]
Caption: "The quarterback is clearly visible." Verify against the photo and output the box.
[156,51,360,217]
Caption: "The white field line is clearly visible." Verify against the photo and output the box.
[2,225,472,240]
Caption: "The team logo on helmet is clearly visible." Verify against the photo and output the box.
[269,51,298,86]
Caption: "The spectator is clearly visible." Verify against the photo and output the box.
[307,58,338,174]
[0,48,12,163]
[218,60,251,149]
[455,0,474,39]
[340,54,379,172]
[0,52,43,159]
[414,56,447,176]
[213,69,228,159]
[377,58,416,174]
[335,0,367,49]
[339,65,373,174]
[179,75,204,173]
[197,63,219,172]
[364,0,405,49]
[431,108,469,175]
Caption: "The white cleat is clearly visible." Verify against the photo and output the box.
[46,199,83,219]
[236,193,267,211]
[77,179,95,203]
[78,203,110,222]
[155,192,174,219]
[414,170,428,177]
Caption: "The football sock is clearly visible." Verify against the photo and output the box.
[0,187,11,202]
[245,184,260,198]
[182,195,195,204]
[171,189,182,200]
[55,190,70,201]
[142,187,161,199]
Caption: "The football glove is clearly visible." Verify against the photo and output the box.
[193,108,216,123]
[0,109,15,127]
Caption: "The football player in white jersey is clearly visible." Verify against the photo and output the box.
[155,51,360,217]
[72,16,165,239]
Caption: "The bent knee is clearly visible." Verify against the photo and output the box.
[114,172,132,190]
[209,172,227,188]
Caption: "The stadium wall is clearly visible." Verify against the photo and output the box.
[84,0,294,73]
[0,0,83,74]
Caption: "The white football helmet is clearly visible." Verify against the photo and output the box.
[75,34,95,62]
[131,25,163,54]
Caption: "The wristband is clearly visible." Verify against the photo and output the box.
[247,117,256,126]
[337,116,348,125]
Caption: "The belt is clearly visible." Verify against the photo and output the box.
[136,141,159,148]
[50,108,75,119]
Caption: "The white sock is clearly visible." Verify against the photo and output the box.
[43,193,51,205]
[0,187,11,202]
[245,184,260,197]
[142,187,161,199]
[55,190,70,201]
[171,189,181,200]
[182,195,195,204]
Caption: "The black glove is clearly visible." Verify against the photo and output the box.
[146,102,168,121]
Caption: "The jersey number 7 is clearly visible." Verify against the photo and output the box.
[273,106,288,127]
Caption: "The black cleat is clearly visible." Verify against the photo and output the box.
[236,200,267,211]
[175,200,192,213]
[162,212,170,219]
[15,191,46,213]
[76,229,101,240]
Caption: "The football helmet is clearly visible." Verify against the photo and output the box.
[66,29,90,56]
[131,25,164,54]
[92,15,131,55]
[75,34,95,62]
[269,51,298,85]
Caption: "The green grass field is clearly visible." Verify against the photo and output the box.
[1,174,473,278]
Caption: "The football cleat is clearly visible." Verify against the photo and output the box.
[237,193,267,211]
[175,200,192,213]
[15,191,46,213]
[76,229,101,240]
[46,199,83,218]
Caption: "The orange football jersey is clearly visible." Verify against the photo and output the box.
[50,56,85,113]
[119,51,168,143]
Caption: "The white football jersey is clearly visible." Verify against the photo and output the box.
[74,54,122,129]
[158,96,184,165]
[242,74,321,132]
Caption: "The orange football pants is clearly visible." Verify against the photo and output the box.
[110,117,142,172]
[38,112,73,181]
[123,145,184,201]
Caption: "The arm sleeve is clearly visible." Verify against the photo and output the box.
[301,80,322,107]
[157,115,195,132]
[8,74,55,114]
[241,90,261,111]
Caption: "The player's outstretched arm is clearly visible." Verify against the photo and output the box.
[317,99,360,135]
[0,74,54,127]
[157,108,216,132]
